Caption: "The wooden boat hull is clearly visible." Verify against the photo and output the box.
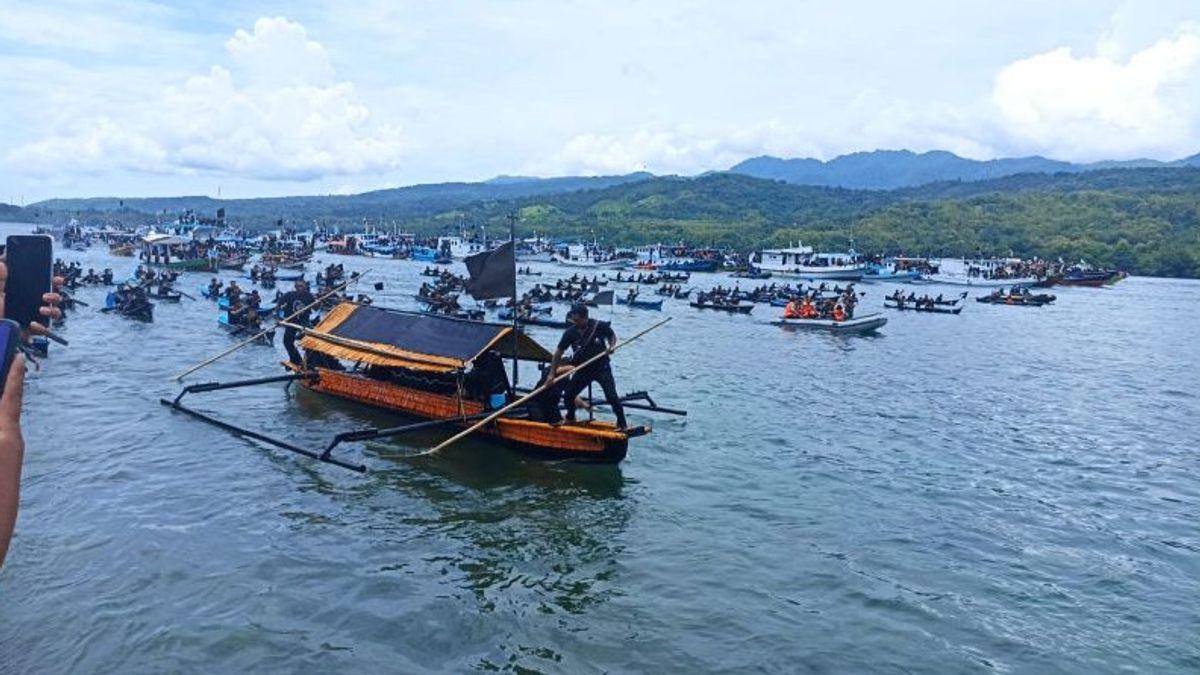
[296,366,632,463]
[773,314,887,333]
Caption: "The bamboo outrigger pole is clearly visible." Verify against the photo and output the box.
[419,316,672,457]
[171,269,371,382]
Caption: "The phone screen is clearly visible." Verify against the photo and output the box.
[4,235,53,328]
[0,319,19,398]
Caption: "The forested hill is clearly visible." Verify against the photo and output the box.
[12,166,1200,277]
[26,173,653,219]
[416,168,1200,278]
[731,149,1200,189]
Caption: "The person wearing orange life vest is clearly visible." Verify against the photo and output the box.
[783,297,802,319]
[832,304,847,321]
[799,298,817,319]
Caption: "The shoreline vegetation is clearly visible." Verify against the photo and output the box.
[5,165,1199,279]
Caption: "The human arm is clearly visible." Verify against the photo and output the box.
[0,357,25,569]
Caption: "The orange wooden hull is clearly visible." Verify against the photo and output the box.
[299,366,634,462]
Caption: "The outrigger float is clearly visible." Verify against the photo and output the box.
[162,302,684,471]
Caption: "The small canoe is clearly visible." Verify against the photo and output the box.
[976,294,1055,306]
[883,299,962,314]
[690,301,753,314]
[218,311,275,345]
[217,296,278,315]
[772,314,887,333]
[152,291,183,303]
[616,296,664,310]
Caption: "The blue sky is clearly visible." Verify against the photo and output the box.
[2,0,1199,202]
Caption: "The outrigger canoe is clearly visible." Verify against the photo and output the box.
[690,301,753,314]
[883,299,963,314]
[772,313,887,333]
[163,303,685,470]
[616,296,664,310]
[218,311,275,345]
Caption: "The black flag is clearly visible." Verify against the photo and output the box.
[592,289,614,306]
[464,241,515,301]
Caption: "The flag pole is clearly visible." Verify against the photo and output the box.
[508,211,519,387]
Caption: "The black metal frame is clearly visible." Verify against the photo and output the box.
[163,372,687,474]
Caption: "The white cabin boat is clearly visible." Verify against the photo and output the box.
[552,243,627,268]
[755,245,866,280]
[923,258,1040,287]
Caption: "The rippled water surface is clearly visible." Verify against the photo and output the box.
[2,223,1198,673]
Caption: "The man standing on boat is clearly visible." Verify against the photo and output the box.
[552,304,627,430]
[277,279,315,365]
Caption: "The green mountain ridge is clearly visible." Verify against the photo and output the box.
[8,163,1200,278]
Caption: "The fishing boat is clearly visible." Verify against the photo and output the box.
[102,292,155,322]
[1058,268,1123,287]
[883,291,967,314]
[217,296,278,315]
[164,304,686,470]
[753,245,867,280]
[731,269,772,279]
[863,261,923,282]
[218,311,275,345]
[498,307,569,329]
[772,313,887,333]
[689,300,753,314]
[976,290,1056,306]
[883,299,963,314]
[924,258,1045,287]
[616,295,664,310]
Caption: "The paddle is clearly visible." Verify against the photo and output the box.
[415,317,672,458]
[177,290,198,301]
[171,270,370,382]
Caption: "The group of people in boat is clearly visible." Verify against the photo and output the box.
[613,271,688,285]
[247,264,282,284]
[888,290,953,308]
[108,284,154,318]
[783,286,859,321]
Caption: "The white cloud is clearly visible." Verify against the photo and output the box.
[993,22,1200,160]
[7,17,406,181]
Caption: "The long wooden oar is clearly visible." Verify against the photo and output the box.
[418,316,671,457]
[171,270,370,382]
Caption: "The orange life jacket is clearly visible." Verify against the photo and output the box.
[833,305,846,321]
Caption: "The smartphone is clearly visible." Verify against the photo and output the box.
[4,234,53,329]
[0,319,20,399]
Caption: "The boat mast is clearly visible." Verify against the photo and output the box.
[508,211,519,387]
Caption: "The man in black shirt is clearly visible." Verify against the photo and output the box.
[551,304,627,429]
[277,279,315,365]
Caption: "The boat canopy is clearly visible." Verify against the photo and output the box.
[300,302,554,373]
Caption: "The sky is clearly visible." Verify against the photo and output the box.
[1,0,1199,202]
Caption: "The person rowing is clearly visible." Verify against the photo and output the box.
[551,304,627,430]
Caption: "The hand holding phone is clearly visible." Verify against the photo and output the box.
[2,235,66,345]
[3,235,52,329]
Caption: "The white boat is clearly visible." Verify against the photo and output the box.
[552,243,627,269]
[754,245,866,280]
[772,313,887,333]
[437,235,492,260]
[923,258,1040,287]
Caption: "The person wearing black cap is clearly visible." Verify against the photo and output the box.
[550,303,627,429]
